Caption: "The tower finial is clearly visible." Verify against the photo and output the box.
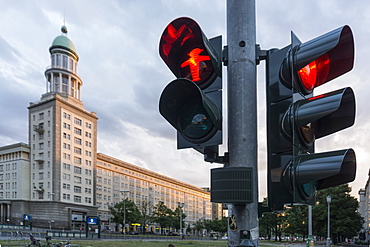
[61,20,68,35]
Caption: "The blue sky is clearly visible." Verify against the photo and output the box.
[0,0,369,201]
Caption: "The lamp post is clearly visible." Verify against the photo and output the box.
[178,202,184,236]
[48,192,54,230]
[327,195,332,247]
[120,190,130,234]
[105,203,111,231]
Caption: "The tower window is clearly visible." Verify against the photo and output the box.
[63,55,68,68]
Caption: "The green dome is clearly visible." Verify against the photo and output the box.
[50,35,78,58]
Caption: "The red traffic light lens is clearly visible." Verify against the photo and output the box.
[298,53,330,91]
[159,17,218,90]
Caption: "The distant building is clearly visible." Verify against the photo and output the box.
[0,24,219,231]
[358,169,370,242]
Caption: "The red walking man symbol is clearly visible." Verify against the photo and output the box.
[181,48,210,82]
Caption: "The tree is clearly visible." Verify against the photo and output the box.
[284,205,308,238]
[152,201,172,235]
[259,212,276,240]
[312,184,364,243]
[194,219,205,236]
[211,217,228,235]
[138,200,152,234]
[109,199,140,233]
[171,207,186,231]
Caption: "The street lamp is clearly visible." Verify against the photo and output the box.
[178,202,184,236]
[48,192,54,230]
[105,203,111,232]
[326,195,332,247]
[120,190,130,234]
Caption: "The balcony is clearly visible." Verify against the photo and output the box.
[33,124,44,133]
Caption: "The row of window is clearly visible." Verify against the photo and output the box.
[63,163,92,176]
[32,111,51,121]
[0,163,17,172]
[0,182,17,190]
[61,194,92,204]
[0,191,17,199]
[63,114,93,130]
[63,131,92,140]
[51,54,76,73]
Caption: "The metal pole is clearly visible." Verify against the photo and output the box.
[48,192,54,230]
[227,0,257,246]
[124,199,126,234]
[120,190,130,234]
[307,205,313,247]
[178,202,184,236]
[327,195,331,247]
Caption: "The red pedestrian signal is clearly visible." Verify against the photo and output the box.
[158,17,222,158]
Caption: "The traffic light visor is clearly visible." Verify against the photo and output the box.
[281,25,354,94]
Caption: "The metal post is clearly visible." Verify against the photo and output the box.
[120,190,130,234]
[178,202,184,236]
[327,195,331,247]
[48,192,54,230]
[227,0,258,246]
[307,205,313,247]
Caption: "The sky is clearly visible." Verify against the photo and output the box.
[0,0,369,201]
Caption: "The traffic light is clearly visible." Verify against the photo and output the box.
[266,25,356,210]
[159,17,222,159]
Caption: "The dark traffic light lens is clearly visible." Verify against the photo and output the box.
[179,99,214,141]
[301,182,317,199]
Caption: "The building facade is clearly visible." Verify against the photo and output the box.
[0,24,216,231]
[358,169,370,242]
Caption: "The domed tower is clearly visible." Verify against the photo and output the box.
[45,24,82,100]
[28,23,98,229]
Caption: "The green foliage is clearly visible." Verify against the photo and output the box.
[312,184,364,243]
[284,205,308,237]
[152,201,172,231]
[260,185,364,243]
[137,200,152,234]
[194,217,228,235]
[151,201,187,234]
[109,198,141,227]
[259,212,277,240]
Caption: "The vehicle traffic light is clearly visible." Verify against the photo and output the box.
[159,17,222,159]
[266,25,357,210]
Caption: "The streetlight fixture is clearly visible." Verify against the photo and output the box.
[178,202,185,236]
[120,190,130,234]
[48,192,54,230]
[326,195,332,247]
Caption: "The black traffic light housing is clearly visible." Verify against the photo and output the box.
[159,17,223,160]
[266,25,356,210]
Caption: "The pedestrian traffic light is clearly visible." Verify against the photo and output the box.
[266,25,356,210]
[159,17,222,159]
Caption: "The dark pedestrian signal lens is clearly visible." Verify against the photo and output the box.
[179,99,214,140]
